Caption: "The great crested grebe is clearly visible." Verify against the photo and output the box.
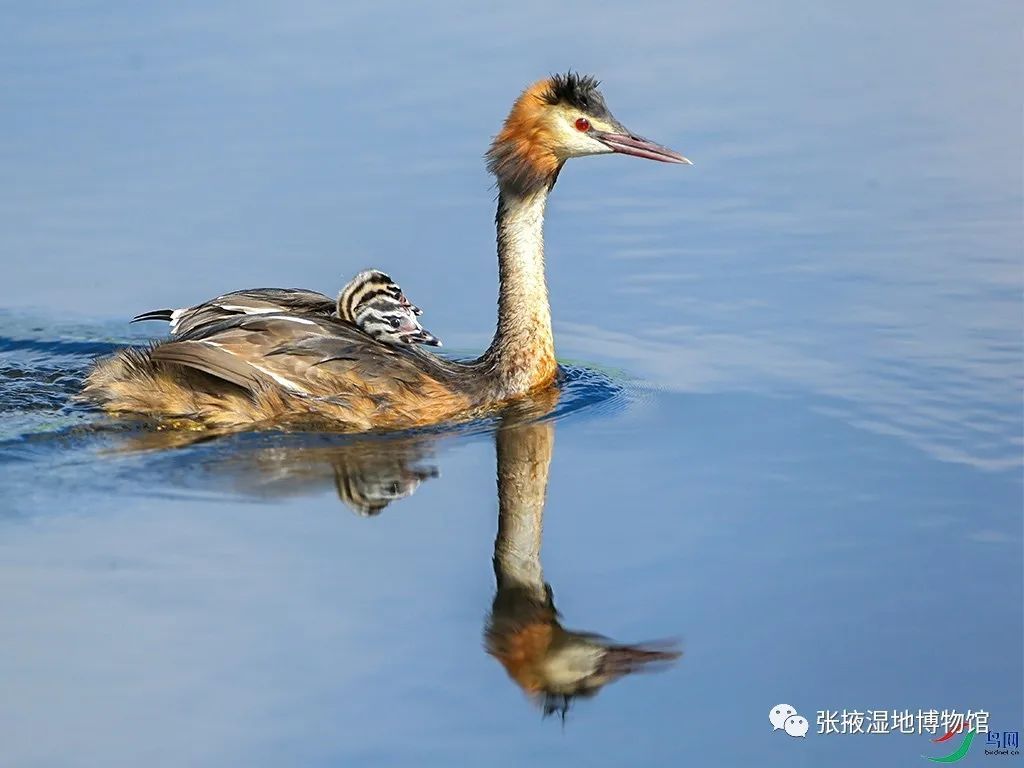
[82,73,689,430]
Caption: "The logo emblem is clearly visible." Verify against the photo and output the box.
[770,704,808,738]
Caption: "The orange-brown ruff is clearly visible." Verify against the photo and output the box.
[81,73,689,430]
[486,80,565,193]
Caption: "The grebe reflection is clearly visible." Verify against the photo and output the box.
[122,405,681,712]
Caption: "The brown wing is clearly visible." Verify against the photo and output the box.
[152,314,377,393]
[141,313,475,429]
[215,288,336,315]
[148,339,267,391]
[157,288,337,337]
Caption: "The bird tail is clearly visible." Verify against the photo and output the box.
[131,309,174,324]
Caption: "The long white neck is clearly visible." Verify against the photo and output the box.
[483,187,557,396]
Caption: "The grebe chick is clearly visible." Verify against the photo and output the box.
[83,72,690,431]
[337,269,441,347]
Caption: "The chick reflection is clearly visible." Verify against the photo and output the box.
[123,427,440,516]
[233,436,440,515]
[486,421,680,719]
[332,451,437,516]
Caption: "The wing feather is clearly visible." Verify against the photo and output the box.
[134,288,337,338]
[150,340,269,392]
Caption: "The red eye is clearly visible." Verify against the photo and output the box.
[575,117,590,132]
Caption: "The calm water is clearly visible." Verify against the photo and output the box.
[1,2,1021,766]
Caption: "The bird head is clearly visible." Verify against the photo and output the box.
[487,72,690,196]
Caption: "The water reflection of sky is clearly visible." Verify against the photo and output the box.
[0,2,1021,766]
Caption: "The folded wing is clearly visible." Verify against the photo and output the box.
[133,288,336,337]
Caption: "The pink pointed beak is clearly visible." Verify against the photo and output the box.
[594,130,691,165]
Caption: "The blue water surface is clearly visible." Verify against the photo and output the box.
[0,2,1021,766]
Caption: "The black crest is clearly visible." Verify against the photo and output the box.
[543,72,610,118]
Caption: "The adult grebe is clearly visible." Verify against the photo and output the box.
[81,73,690,430]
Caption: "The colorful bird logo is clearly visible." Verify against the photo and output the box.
[923,721,976,763]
